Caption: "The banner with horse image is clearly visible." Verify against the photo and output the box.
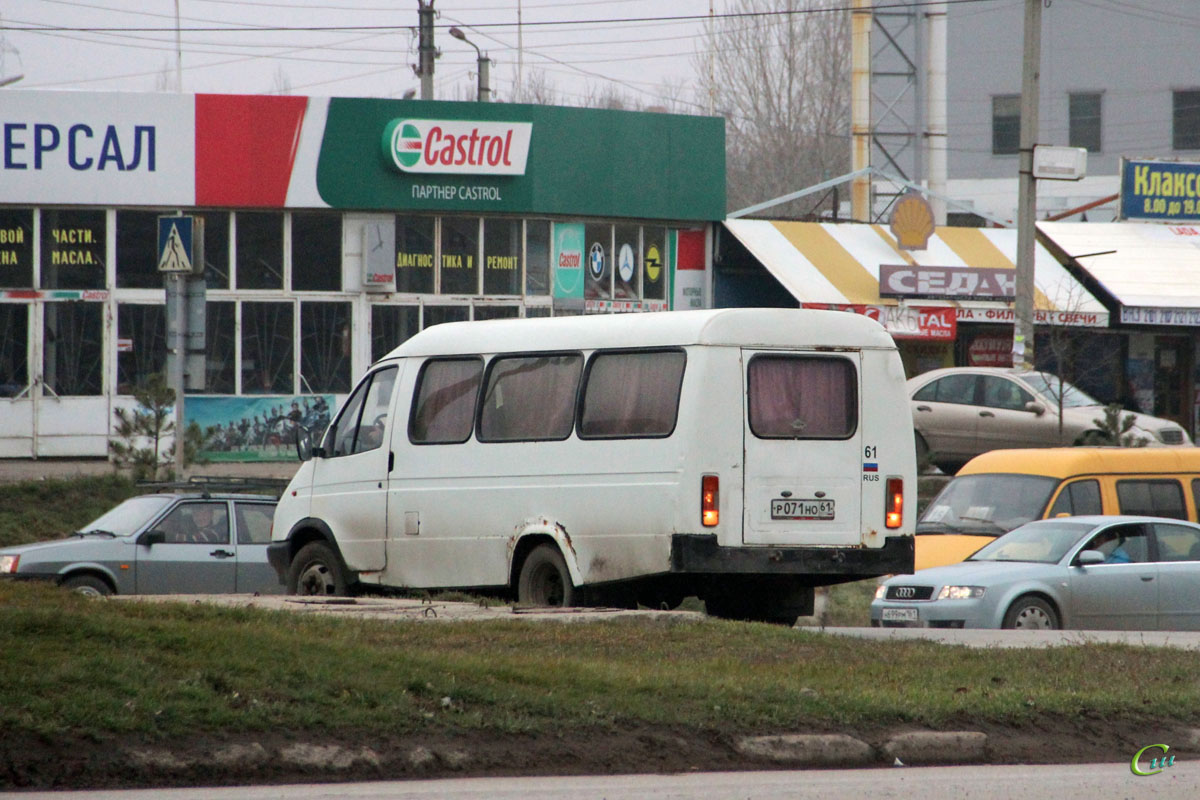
[187,395,335,462]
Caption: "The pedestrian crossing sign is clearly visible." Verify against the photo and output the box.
[158,215,202,274]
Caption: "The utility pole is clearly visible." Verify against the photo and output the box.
[417,0,436,100]
[1014,0,1042,370]
[850,0,872,222]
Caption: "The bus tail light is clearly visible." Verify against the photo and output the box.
[701,474,719,527]
[885,478,903,529]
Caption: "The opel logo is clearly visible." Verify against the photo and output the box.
[895,586,916,599]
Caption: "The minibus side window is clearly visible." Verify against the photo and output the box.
[1046,479,1101,517]
[478,354,582,442]
[410,358,483,444]
[747,356,857,439]
[324,366,397,457]
[579,350,686,438]
[1116,479,1187,520]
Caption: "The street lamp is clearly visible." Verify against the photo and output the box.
[449,27,490,102]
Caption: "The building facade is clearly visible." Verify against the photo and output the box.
[0,91,724,459]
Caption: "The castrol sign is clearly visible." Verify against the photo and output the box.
[383,119,532,175]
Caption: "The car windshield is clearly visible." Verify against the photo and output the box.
[1018,372,1101,408]
[79,495,175,536]
[967,520,1095,564]
[917,473,1059,535]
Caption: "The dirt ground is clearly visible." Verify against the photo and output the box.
[4,713,1193,791]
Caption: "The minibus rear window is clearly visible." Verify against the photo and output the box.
[410,358,483,444]
[579,350,685,439]
[478,354,582,442]
[747,355,857,439]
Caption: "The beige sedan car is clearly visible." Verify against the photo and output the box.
[909,367,1191,474]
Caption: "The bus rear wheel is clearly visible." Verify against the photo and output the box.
[518,544,576,607]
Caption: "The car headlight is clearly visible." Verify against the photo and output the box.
[874,584,888,600]
[937,585,985,600]
[0,554,19,573]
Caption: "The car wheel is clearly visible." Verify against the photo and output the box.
[517,544,576,607]
[288,542,349,596]
[1002,596,1059,630]
[61,575,112,597]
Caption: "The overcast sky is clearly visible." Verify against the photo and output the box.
[2,0,717,109]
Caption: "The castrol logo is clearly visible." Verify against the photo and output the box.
[382,119,532,175]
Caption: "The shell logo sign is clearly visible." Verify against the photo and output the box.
[382,119,533,175]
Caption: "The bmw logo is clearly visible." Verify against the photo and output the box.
[588,242,606,280]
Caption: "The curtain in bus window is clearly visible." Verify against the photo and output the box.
[479,355,582,441]
[411,359,483,444]
[748,356,857,439]
[580,351,685,437]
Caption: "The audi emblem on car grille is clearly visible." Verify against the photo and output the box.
[896,586,916,598]
[887,585,933,600]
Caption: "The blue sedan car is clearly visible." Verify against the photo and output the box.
[871,515,1200,630]
[0,492,281,597]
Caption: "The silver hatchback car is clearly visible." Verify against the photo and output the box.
[872,516,1200,631]
[909,367,1191,474]
[0,492,281,596]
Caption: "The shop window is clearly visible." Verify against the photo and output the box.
[116,303,166,395]
[291,211,342,292]
[1069,93,1102,153]
[410,358,483,444]
[0,209,34,289]
[43,302,103,396]
[642,226,667,301]
[584,223,611,300]
[991,94,1020,156]
[241,301,294,394]
[1173,90,1200,150]
[371,305,419,362]
[40,209,106,290]
[525,306,552,318]
[0,304,29,397]
[395,216,435,294]
[525,220,550,296]
[613,224,639,300]
[579,350,685,438]
[474,305,520,321]
[116,210,169,289]
[204,301,236,393]
[440,217,479,295]
[748,355,857,439]
[478,354,582,442]
[235,211,283,290]
[196,211,230,289]
[299,301,351,394]
[423,305,469,329]
[483,218,521,295]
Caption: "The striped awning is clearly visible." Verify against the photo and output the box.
[722,220,1109,328]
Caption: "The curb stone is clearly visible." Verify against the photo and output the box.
[882,731,988,765]
[279,743,381,769]
[735,734,874,767]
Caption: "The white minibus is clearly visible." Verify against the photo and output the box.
[267,308,915,624]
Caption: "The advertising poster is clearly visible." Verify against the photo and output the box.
[552,222,584,310]
[187,394,334,462]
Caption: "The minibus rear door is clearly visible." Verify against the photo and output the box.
[741,351,863,546]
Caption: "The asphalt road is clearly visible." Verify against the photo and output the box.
[12,762,1200,799]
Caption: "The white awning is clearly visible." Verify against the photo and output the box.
[723,220,1109,328]
[1039,221,1200,326]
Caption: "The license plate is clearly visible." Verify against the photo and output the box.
[882,607,918,622]
[770,498,835,520]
